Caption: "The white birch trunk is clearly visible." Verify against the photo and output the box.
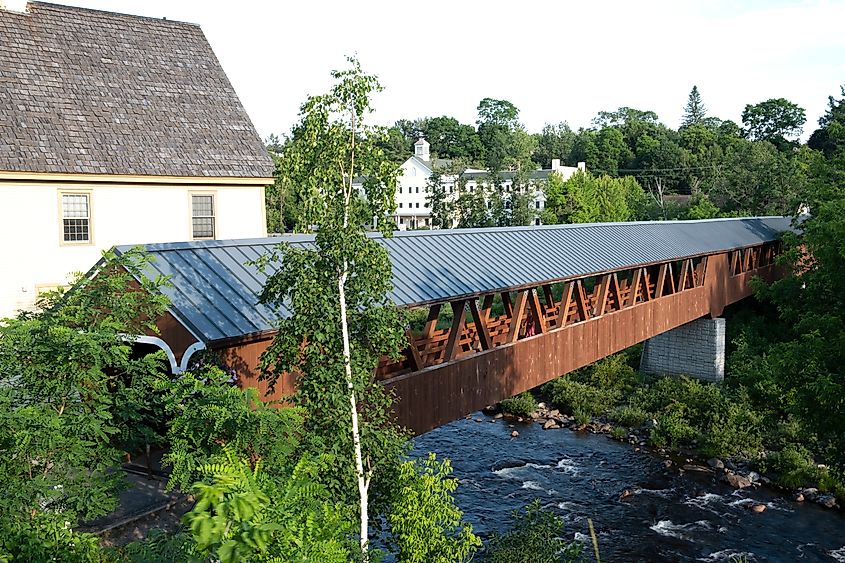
[340,106,370,561]
[338,267,369,560]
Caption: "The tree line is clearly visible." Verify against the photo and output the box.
[266,85,813,233]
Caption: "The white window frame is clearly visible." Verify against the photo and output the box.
[58,190,93,245]
[190,192,217,240]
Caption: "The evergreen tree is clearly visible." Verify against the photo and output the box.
[682,85,707,128]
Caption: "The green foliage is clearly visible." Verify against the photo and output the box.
[576,354,640,394]
[183,449,352,563]
[542,170,645,225]
[610,406,649,428]
[533,122,575,167]
[483,499,581,563]
[708,139,805,214]
[116,529,196,563]
[499,391,537,417]
[0,512,102,563]
[543,377,619,421]
[386,454,481,562]
[426,171,454,228]
[742,98,806,145]
[682,85,707,128]
[761,445,820,489]
[257,58,409,518]
[629,377,763,457]
[455,185,491,228]
[683,191,721,219]
[476,98,534,172]
[162,364,301,492]
[0,248,171,559]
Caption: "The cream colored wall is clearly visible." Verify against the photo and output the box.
[0,182,267,319]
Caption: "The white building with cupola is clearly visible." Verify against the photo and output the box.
[386,137,585,230]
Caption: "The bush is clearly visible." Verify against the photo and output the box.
[762,446,819,489]
[543,378,619,419]
[387,454,481,563]
[483,499,581,563]
[611,426,628,440]
[573,353,640,394]
[610,406,649,428]
[629,376,764,456]
[700,397,764,459]
[499,391,537,417]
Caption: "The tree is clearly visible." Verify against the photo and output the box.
[0,248,170,560]
[476,98,520,129]
[592,106,659,129]
[257,58,478,562]
[594,128,632,176]
[483,500,581,563]
[808,86,845,158]
[511,190,535,226]
[421,116,484,162]
[477,98,529,172]
[386,454,481,562]
[682,85,707,128]
[455,184,491,228]
[425,171,454,228]
[533,122,575,167]
[258,58,405,561]
[376,125,415,165]
[709,139,806,214]
[541,171,644,224]
[742,98,806,147]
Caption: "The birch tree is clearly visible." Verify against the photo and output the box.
[256,58,407,561]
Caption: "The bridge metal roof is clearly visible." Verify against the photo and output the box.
[115,216,793,343]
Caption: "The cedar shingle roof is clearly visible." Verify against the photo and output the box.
[0,2,273,178]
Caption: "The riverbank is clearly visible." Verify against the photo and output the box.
[493,348,845,513]
[487,402,842,513]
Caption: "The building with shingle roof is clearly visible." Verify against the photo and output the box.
[0,1,273,318]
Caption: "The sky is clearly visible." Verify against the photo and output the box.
[54,0,845,141]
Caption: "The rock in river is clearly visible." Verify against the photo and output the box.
[722,472,753,489]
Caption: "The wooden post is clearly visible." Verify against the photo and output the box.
[556,281,575,328]
[574,280,591,322]
[501,292,514,318]
[444,300,467,361]
[694,257,707,287]
[507,290,529,343]
[627,268,642,307]
[469,297,493,350]
[527,288,546,334]
[422,303,441,341]
[593,274,612,317]
[403,328,424,371]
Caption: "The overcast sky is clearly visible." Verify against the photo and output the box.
[58,0,845,141]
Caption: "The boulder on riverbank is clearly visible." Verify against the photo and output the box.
[722,472,753,489]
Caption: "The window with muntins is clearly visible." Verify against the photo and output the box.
[62,193,90,242]
[192,194,215,239]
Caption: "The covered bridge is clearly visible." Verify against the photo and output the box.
[119,216,793,433]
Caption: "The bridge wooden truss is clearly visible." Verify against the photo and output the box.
[377,242,782,434]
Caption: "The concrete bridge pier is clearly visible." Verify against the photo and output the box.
[640,318,726,382]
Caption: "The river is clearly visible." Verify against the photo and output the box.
[412,412,845,562]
